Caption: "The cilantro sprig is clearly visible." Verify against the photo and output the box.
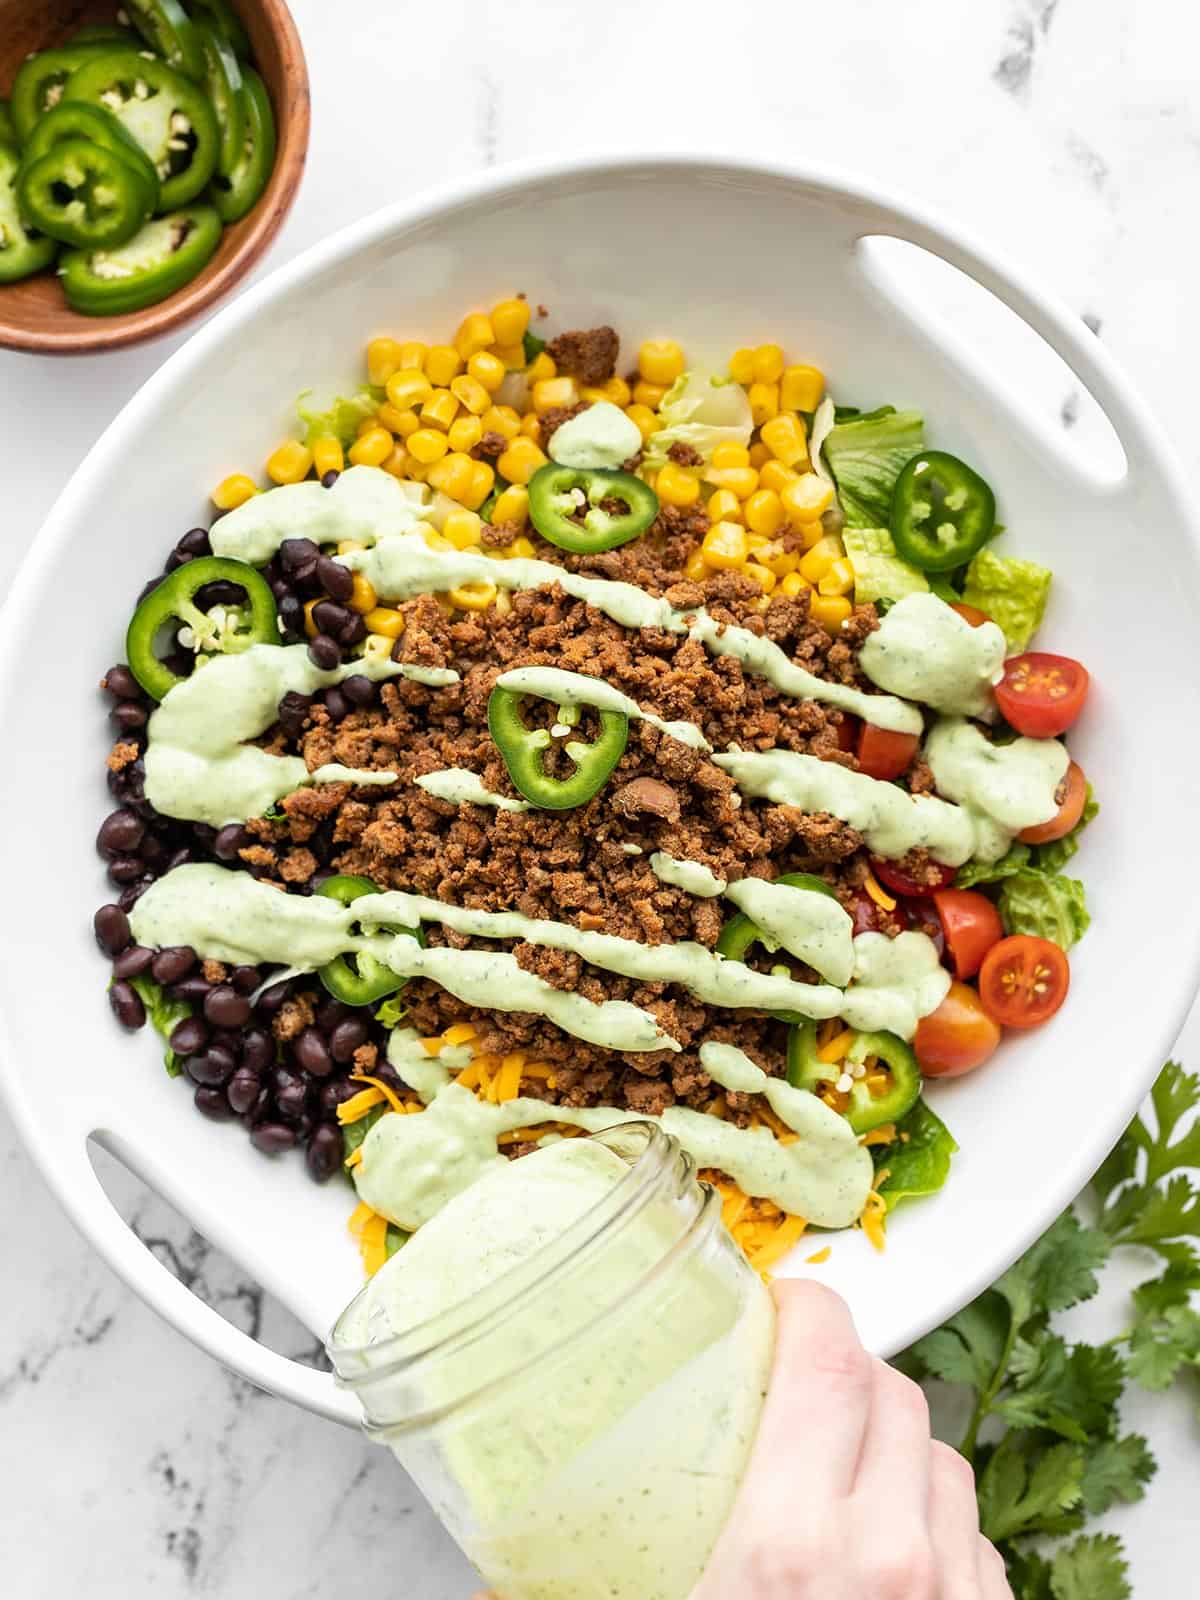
[907,1060,1200,1599]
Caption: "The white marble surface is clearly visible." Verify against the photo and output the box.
[2,0,1199,1592]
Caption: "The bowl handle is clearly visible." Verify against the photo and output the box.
[65,1134,362,1428]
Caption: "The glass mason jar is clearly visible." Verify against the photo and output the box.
[327,1122,775,1600]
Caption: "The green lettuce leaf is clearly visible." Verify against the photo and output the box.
[1035,788,1099,874]
[341,1102,385,1162]
[642,370,753,471]
[842,526,929,604]
[375,995,409,1029]
[877,1098,958,1211]
[128,975,191,1078]
[296,386,384,448]
[998,872,1090,950]
[385,1223,409,1258]
[522,329,545,363]
[961,547,1052,651]
[820,406,924,528]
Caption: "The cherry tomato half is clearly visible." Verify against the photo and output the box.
[931,888,1004,979]
[833,713,860,754]
[858,724,920,781]
[951,602,991,628]
[995,652,1089,739]
[914,980,1002,1077]
[849,890,909,938]
[872,856,957,898]
[1019,761,1088,845]
[905,896,946,960]
[979,935,1070,1029]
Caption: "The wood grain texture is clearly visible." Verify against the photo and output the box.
[0,0,309,355]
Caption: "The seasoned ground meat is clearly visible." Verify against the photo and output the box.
[667,441,703,467]
[538,401,588,446]
[546,326,619,385]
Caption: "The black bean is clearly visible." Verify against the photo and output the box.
[193,823,217,846]
[276,690,313,737]
[226,1067,262,1116]
[94,903,131,955]
[187,1043,237,1086]
[117,881,152,911]
[240,1028,275,1073]
[316,997,353,1032]
[213,823,249,862]
[108,855,146,886]
[306,1124,343,1182]
[278,594,304,637]
[97,809,145,857]
[341,674,377,708]
[112,944,155,980]
[323,687,349,723]
[194,579,245,608]
[165,549,193,572]
[166,847,193,872]
[312,599,349,636]
[320,469,340,488]
[151,946,195,985]
[137,576,162,604]
[111,701,148,732]
[280,537,320,573]
[102,664,142,701]
[275,1075,310,1122]
[251,1122,297,1155]
[337,611,367,647]
[204,984,252,1027]
[293,1027,334,1078]
[177,526,211,557]
[248,1085,271,1123]
[138,834,169,869]
[231,965,261,995]
[108,981,145,1029]
[210,1027,245,1053]
[316,555,354,601]
[169,1016,210,1056]
[319,1078,361,1117]
[194,1086,234,1121]
[294,1113,316,1142]
[330,1017,370,1064]
[166,974,212,1003]
[254,978,291,1016]
[308,634,341,670]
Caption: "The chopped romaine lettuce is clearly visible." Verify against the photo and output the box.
[375,994,409,1029]
[129,975,191,1078]
[642,370,753,471]
[809,395,837,487]
[385,1223,409,1257]
[961,547,1052,652]
[821,406,924,528]
[998,872,1091,950]
[877,1098,958,1212]
[296,386,384,448]
[342,1102,385,1161]
[843,526,930,605]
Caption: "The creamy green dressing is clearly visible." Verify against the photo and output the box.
[495,665,710,751]
[208,465,434,565]
[142,643,456,826]
[415,768,531,811]
[925,717,1068,857]
[723,878,854,987]
[547,401,644,470]
[387,1026,475,1102]
[336,1134,774,1600]
[858,592,1007,717]
[649,853,727,896]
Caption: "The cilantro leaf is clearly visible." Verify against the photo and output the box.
[909,1290,1009,1390]
[1003,1547,1054,1600]
[1079,1434,1156,1515]
[995,1211,1110,1327]
[995,1337,1122,1442]
[1131,1258,1200,1318]
[1048,1534,1132,1600]
[1126,1303,1200,1391]
[1114,1175,1200,1255]
[977,1434,1086,1543]
[1139,1061,1200,1183]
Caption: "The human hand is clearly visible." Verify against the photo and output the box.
[691,1279,1012,1598]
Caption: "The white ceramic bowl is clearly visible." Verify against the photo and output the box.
[3,155,1199,1427]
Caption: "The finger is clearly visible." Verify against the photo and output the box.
[851,1361,933,1524]
[926,1442,983,1597]
[736,1280,874,1515]
[978,1538,1015,1600]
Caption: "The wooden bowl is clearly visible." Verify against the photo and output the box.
[0,0,309,355]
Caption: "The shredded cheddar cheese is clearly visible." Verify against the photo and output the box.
[350,1072,408,1115]
[817,1027,855,1065]
[337,1085,386,1124]
[863,869,897,912]
[806,1246,832,1265]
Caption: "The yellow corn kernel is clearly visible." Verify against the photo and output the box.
[752,343,786,383]
[303,597,320,637]
[427,452,476,501]
[809,593,853,632]
[491,297,530,345]
[421,389,460,431]
[491,483,530,528]
[624,403,661,442]
[706,488,743,524]
[683,549,709,582]
[701,520,749,570]
[510,535,536,559]
[729,347,756,384]
[386,369,433,410]
[795,519,826,550]
[366,336,404,386]
[443,509,483,549]
[363,606,406,639]
[744,489,785,537]
[420,525,452,550]
[748,441,772,469]
[379,445,412,480]
[449,580,498,611]
[744,561,777,593]
[781,472,835,523]
[519,413,542,441]
[819,557,855,597]
[265,439,312,485]
[780,571,812,598]
[760,412,809,468]
[638,338,685,386]
[397,340,427,372]
[363,633,393,663]
[706,465,759,501]
[712,441,750,470]
[408,427,450,464]
[799,536,843,584]
[447,415,483,454]
[348,573,378,614]
[425,344,462,386]
[348,427,393,468]
[758,459,798,495]
[375,403,417,439]
[747,381,779,427]
[467,350,506,394]
[459,459,495,511]
[356,415,379,437]
[641,469,658,495]
[632,379,667,409]
[526,351,556,384]
[745,532,771,553]
[450,373,491,416]
[532,376,580,414]
[761,542,799,578]
[481,404,521,441]
[311,435,344,478]
[454,312,495,359]
[402,455,431,483]
[598,375,632,407]
[655,460,701,508]
[493,341,526,371]
[780,363,825,413]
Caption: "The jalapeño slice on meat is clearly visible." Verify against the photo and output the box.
[23,102,162,210]
[61,204,222,315]
[316,875,421,1007]
[488,685,628,810]
[17,137,154,250]
[715,874,838,1025]
[209,67,275,222]
[0,146,58,284]
[126,555,280,700]
[527,463,658,554]
[786,1022,921,1135]
[890,450,996,573]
